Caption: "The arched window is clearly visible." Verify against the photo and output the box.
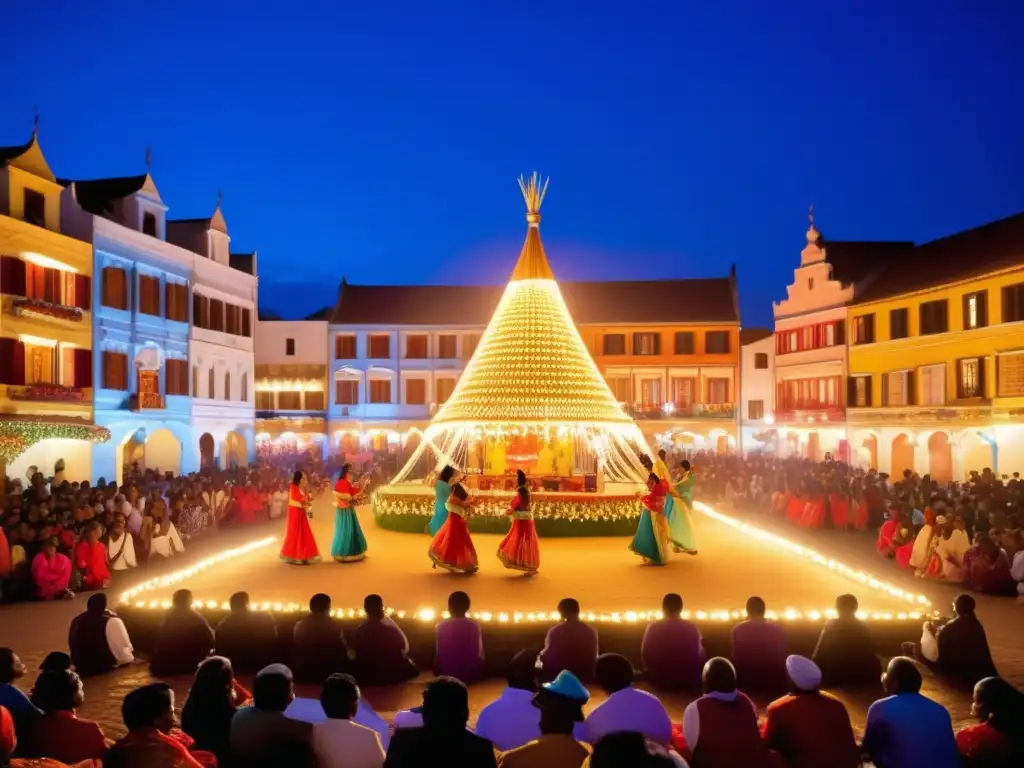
[208,368,215,399]
[241,372,248,402]
[224,371,231,401]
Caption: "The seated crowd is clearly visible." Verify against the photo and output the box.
[684,451,1024,599]
[1,588,1022,767]
[0,456,332,606]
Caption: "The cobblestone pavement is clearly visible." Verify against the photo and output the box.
[1,500,1020,739]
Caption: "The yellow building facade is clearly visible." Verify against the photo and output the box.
[846,212,1024,481]
[0,127,106,481]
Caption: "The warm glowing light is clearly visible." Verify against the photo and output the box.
[18,334,58,348]
[21,252,78,273]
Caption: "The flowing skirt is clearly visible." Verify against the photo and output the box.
[665,495,698,554]
[785,495,805,525]
[427,492,448,536]
[429,514,479,573]
[280,506,321,564]
[630,508,671,566]
[331,507,367,563]
[497,519,540,572]
[829,494,849,529]
[799,499,826,529]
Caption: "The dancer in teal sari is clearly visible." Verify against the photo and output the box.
[427,465,457,535]
[630,473,671,565]
[667,460,698,554]
[330,463,367,562]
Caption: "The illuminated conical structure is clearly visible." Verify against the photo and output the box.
[432,174,633,427]
[388,174,650,487]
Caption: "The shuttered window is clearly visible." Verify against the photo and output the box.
[166,359,189,395]
[138,275,161,316]
[102,351,129,390]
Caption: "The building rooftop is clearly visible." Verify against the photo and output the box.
[740,327,773,345]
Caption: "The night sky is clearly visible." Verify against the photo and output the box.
[5,1,1024,326]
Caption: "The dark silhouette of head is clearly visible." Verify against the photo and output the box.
[172,589,193,610]
[364,593,385,620]
[835,594,859,619]
[122,682,176,733]
[253,664,295,712]
[883,657,922,696]
[87,593,107,613]
[321,673,360,720]
[448,591,470,618]
[309,593,331,615]
[507,649,539,692]
[745,596,766,619]
[439,465,456,483]
[421,676,469,732]
[558,598,581,620]
[230,592,250,613]
[595,653,634,694]
[954,593,976,617]
[662,593,683,618]
[701,657,737,695]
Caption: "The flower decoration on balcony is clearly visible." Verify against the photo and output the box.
[8,384,86,403]
[0,419,111,460]
[12,297,84,322]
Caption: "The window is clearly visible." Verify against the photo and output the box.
[958,358,983,399]
[607,377,630,403]
[241,373,248,401]
[463,333,481,360]
[602,334,626,355]
[23,189,45,226]
[24,343,54,385]
[997,354,1024,397]
[335,335,357,359]
[1003,283,1024,324]
[25,264,64,304]
[639,378,662,406]
[278,391,301,410]
[674,332,695,355]
[256,391,274,410]
[919,299,949,335]
[707,378,729,404]
[165,282,188,322]
[138,275,161,316]
[807,277,814,290]
[962,291,988,330]
[303,389,322,409]
[670,377,695,407]
[890,308,909,340]
[852,314,875,344]
[102,267,129,310]
[102,351,129,390]
[193,294,209,329]
[919,364,946,406]
[166,359,189,396]
[192,365,198,397]
[241,308,252,337]
[226,305,240,335]
[406,378,426,404]
[285,338,296,356]
[438,335,457,359]
[368,335,390,359]
[436,378,455,403]
[406,335,428,359]
[849,375,872,407]
[209,299,224,332]
[633,333,660,355]
[748,400,764,420]
[59,347,75,388]
[883,371,911,406]
[142,212,157,236]
[224,372,231,401]
[335,380,358,405]
[705,331,730,354]
[754,353,768,369]
[208,368,215,398]
[369,379,391,403]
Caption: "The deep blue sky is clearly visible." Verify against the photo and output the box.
[6,0,1024,326]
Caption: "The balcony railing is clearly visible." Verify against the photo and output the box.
[774,407,845,424]
[11,297,85,323]
[622,402,736,420]
[7,384,87,403]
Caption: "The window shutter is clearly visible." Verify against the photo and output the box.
[73,274,91,310]
[962,294,971,330]
[865,376,873,407]
[835,319,845,346]
[906,370,916,406]
[73,348,93,388]
[978,292,988,327]
[1,256,27,297]
[880,373,889,406]
[846,376,856,407]
[956,361,965,399]
[978,356,987,399]
[867,314,875,343]
[1,339,27,386]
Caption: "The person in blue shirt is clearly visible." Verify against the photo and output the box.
[0,647,41,739]
[863,656,961,768]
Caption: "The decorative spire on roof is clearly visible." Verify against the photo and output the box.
[145,145,152,169]
[806,203,821,244]
[33,105,39,136]
[510,172,554,281]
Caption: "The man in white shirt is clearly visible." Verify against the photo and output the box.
[585,653,673,746]
[68,593,135,676]
[311,674,385,768]
[105,514,137,571]
[286,692,392,750]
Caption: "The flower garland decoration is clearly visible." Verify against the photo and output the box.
[11,297,84,322]
[0,419,111,460]
[8,385,86,403]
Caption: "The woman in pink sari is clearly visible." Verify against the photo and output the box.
[31,537,73,600]
[497,470,539,573]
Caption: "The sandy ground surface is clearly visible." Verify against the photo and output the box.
[1,496,1021,740]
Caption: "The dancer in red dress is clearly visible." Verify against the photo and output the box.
[428,482,479,574]
[497,470,539,573]
[280,470,321,565]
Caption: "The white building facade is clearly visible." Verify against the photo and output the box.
[739,329,774,454]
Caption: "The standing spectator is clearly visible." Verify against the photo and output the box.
[498,670,591,768]
[349,595,418,686]
[434,591,484,683]
[180,656,242,765]
[291,593,349,682]
[539,598,598,683]
[730,596,788,693]
[681,658,779,768]
[216,591,278,672]
[68,594,135,676]
[586,654,672,746]
[863,657,961,768]
[230,664,313,766]
[811,594,880,688]
[19,669,107,763]
[384,677,497,768]
[761,656,860,768]
[955,676,1024,766]
[641,594,704,690]
[311,674,385,768]
[150,589,214,677]
[104,682,204,768]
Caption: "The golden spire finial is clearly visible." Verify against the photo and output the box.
[518,172,549,227]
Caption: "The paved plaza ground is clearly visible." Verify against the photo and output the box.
[2,496,1021,740]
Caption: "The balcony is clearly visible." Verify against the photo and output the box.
[774,407,845,424]
[11,297,84,323]
[7,384,87,403]
[623,402,736,420]
[129,392,166,411]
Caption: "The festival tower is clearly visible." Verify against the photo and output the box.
[388,174,651,491]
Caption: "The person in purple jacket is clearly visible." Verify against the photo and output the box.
[539,598,599,683]
[730,596,788,693]
[641,593,705,690]
[434,591,484,683]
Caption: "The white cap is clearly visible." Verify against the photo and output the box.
[786,655,822,691]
